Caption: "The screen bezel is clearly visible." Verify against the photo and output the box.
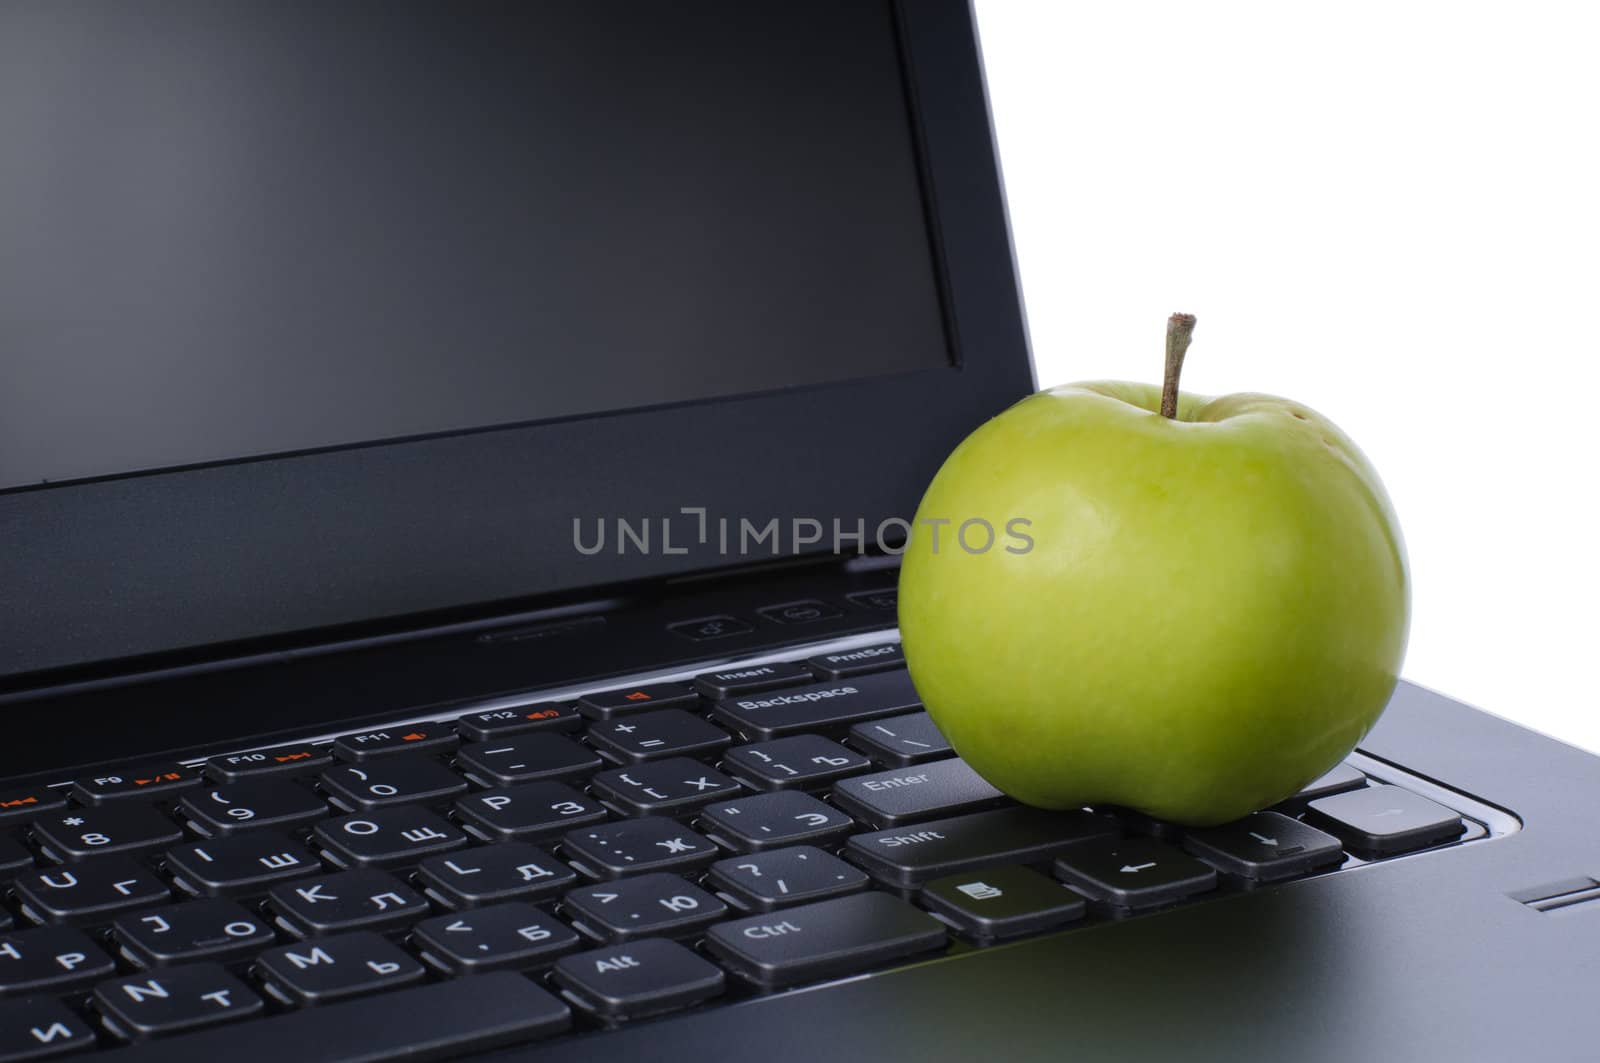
[0,0,1035,684]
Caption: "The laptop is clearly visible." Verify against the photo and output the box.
[0,2,1592,1060]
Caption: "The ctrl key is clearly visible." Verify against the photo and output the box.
[705,892,947,989]
[551,938,724,1023]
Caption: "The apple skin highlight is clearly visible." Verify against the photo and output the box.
[897,381,1409,826]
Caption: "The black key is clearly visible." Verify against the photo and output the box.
[552,937,724,1022]
[711,669,922,740]
[205,744,332,784]
[844,806,1119,888]
[1183,812,1345,881]
[412,902,579,975]
[103,973,570,1063]
[318,759,467,813]
[1292,762,1368,802]
[847,712,952,766]
[585,711,731,765]
[95,963,263,1041]
[178,780,329,837]
[112,899,276,967]
[1053,837,1218,911]
[920,865,1086,942]
[706,846,868,912]
[70,764,203,806]
[164,832,319,900]
[0,836,33,877]
[560,818,718,880]
[720,736,870,791]
[454,734,600,787]
[692,662,813,699]
[313,808,468,870]
[696,791,854,852]
[846,588,898,612]
[578,683,699,720]
[455,703,584,742]
[0,790,67,829]
[264,869,429,938]
[758,600,842,624]
[12,859,169,927]
[453,782,607,843]
[331,726,458,762]
[705,892,946,988]
[0,926,115,998]
[589,759,741,816]
[669,615,756,642]
[414,843,576,909]
[562,874,726,942]
[30,805,183,864]
[0,996,96,1059]
[1305,784,1465,855]
[255,931,425,1006]
[830,757,1006,828]
[806,643,905,679]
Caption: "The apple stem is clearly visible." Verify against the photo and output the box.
[1161,313,1198,419]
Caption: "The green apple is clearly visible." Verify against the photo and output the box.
[898,315,1408,826]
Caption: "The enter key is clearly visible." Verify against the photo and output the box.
[829,757,1009,828]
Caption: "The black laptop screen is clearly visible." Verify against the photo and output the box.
[0,1,948,492]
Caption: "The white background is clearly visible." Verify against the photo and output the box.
[974,2,1600,751]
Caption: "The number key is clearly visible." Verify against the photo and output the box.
[30,805,182,863]
[179,780,329,837]
[318,759,467,813]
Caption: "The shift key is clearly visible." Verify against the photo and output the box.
[711,670,922,741]
[830,757,1008,828]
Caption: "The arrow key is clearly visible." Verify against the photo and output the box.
[1305,784,1465,856]
[1052,837,1217,911]
[1183,811,1345,881]
[412,902,580,975]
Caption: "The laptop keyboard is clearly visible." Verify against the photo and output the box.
[0,638,1500,1060]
